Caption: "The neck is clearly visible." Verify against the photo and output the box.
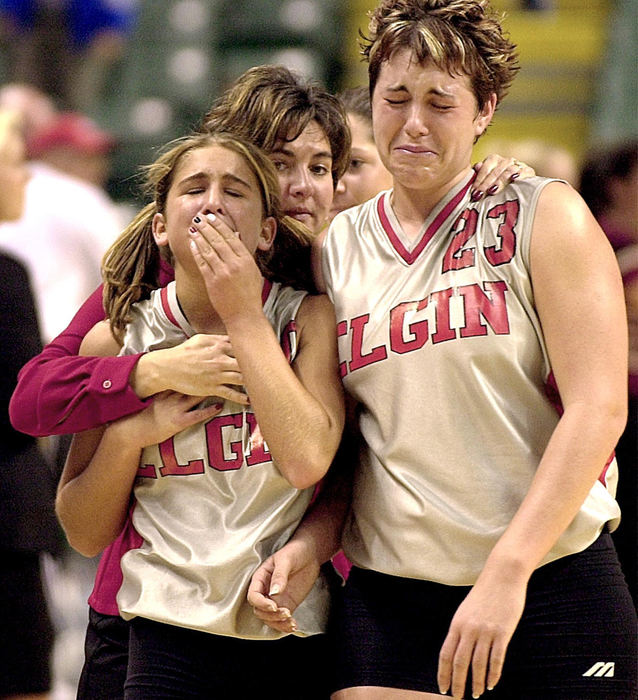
[174,270,225,334]
[391,167,473,240]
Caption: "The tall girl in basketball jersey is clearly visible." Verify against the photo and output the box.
[248,2,638,699]
[55,130,345,698]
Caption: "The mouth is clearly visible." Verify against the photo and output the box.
[395,144,435,156]
[287,209,313,222]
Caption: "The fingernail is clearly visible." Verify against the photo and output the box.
[471,189,483,201]
[487,184,498,195]
[510,172,519,181]
[269,584,281,595]
[189,226,198,234]
[213,402,223,411]
[206,213,216,223]
[193,215,201,223]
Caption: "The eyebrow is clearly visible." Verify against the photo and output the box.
[385,84,456,99]
[178,171,253,189]
[271,146,333,161]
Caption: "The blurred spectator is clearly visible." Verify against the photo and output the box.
[0,87,126,698]
[580,139,638,607]
[0,103,127,343]
[521,0,553,9]
[485,137,578,186]
[0,0,139,111]
[27,110,116,187]
[0,107,60,700]
[0,81,58,138]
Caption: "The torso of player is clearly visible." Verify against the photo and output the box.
[323,173,620,585]
[116,280,332,639]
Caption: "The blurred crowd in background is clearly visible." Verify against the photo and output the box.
[0,1,635,698]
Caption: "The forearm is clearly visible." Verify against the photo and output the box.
[56,424,142,557]
[224,311,342,488]
[290,437,355,564]
[482,400,626,584]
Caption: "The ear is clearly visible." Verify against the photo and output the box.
[151,212,169,247]
[257,216,277,252]
[474,92,497,139]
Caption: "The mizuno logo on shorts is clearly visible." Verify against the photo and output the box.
[582,661,615,677]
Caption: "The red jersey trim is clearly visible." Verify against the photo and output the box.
[160,286,181,329]
[261,278,273,305]
[377,176,476,265]
[160,278,273,331]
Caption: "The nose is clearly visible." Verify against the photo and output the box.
[202,185,224,215]
[287,165,312,198]
[335,177,346,195]
[404,103,429,138]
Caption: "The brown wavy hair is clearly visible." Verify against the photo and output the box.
[201,65,351,188]
[102,131,315,341]
[361,0,520,113]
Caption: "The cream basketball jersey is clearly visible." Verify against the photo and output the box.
[116,280,332,639]
[322,172,620,585]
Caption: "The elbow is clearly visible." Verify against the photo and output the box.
[55,501,108,558]
[599,388,628,444]
[8,394,41,436]
[64,532,105,559]
[609,400,629,446]
[279,453,332,490]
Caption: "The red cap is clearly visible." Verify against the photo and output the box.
[27,112,116,158]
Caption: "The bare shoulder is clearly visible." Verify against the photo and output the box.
[532,181,611,259]
[531,180,620,292]
[534,181,597,237]
[79,319,122,357]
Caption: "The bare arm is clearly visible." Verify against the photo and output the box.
[190,215,345,489]
[248,397,359,630]
[248,422,356,631]
[438,182,628,699]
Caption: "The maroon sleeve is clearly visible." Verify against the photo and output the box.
[9,285,149,436]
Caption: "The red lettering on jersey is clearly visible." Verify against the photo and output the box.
[431,288,456,343]
[442,208,478,272]
[245,412,271,466]
[337,320,348,378]
[137,463,158,478]
[389,299,429,353]
[485,200,519,266]
[206,414,244,471]
[459,281,510,337]
[158,438,205,477]
[349,314,388,371]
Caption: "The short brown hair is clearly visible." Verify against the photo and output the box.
[201,65,351,188]
[361,0,519,111]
